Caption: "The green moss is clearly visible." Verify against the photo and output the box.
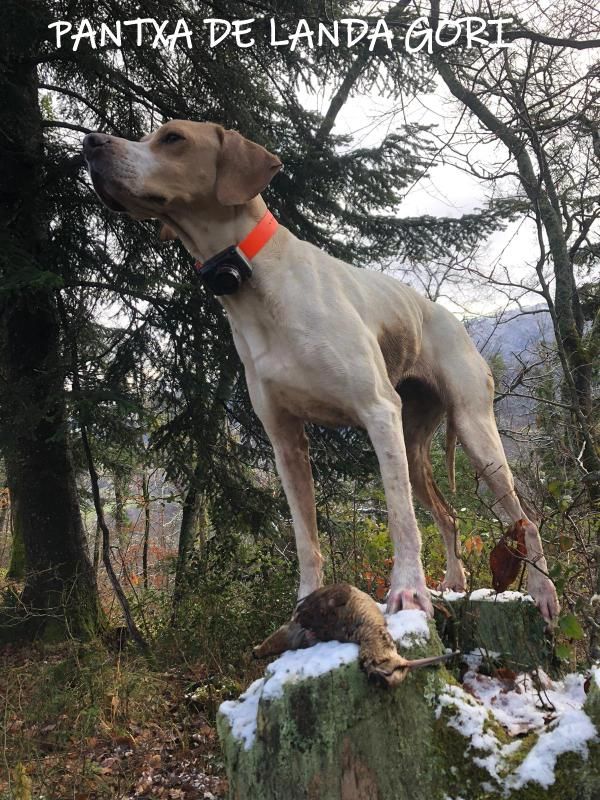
[6,525,25,580]
[435,598,556,675]
[500,745,600,800]
[432,713,493,797]
[584,678,600,726]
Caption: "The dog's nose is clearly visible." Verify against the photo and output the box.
[83,132,111,157]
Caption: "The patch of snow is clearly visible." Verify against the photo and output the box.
[432,587,534,603]
[219,678,266,750]
[468,588,534,603]
[463,669,587,738]
[385,609,430,646]
[436,683,507,782]
[462,648,501,671]
[432,588,467,602]
[220,640,358,750]
[591,664,600,689]
[509,709,597,789]
[438,664,598,793]
[261,641,359,701]
[444,590,468,601]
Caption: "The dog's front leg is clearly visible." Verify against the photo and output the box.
[262,410,323,599]
[361,395,433,617]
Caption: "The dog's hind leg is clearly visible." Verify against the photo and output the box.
[452,392,559,622]
[400,379,467,593]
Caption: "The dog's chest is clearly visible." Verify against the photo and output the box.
[270,383,360,427]
[228,319,360,426]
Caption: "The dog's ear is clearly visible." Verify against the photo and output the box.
[216,129,282,206]
[159,224,177,241]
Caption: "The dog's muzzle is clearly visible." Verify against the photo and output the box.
[83,133,129,213]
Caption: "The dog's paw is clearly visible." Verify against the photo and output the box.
[528,571,560,625]
[439,564,467,594]
[386,588,433,618]
[439,580,467,593]
[438,573,467,592]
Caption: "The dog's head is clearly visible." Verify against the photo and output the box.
[83,120,282,227]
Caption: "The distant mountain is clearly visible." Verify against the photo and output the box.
[464,306,556,452]
[465,305,553,366]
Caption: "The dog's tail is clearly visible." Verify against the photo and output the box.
[446,422,456,493]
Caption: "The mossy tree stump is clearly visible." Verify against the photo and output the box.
[217,599,599,800]
[434,591,556,674]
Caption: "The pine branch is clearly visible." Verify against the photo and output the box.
[316,0,416,142]
[42,120,92,135]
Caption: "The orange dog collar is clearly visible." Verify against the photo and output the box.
[194,209,278,270]
[237,209,278,260]
[194,210,278,295]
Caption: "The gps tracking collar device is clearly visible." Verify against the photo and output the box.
[195,246,253,296]
[194,210,278,296]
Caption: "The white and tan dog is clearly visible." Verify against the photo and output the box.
[83,120,559,621]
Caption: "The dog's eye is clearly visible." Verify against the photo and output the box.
[161,132,184,144]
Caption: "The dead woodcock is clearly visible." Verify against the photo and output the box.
[253,583,457,687]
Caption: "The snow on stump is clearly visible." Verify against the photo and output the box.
[217,598,600,800]
[433,589,555,674]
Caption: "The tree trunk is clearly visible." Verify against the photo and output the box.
[114,471,129,552]
[142,470,150,589]
[1,296,101,637]
[171,357,239,614]
[172,464,203,613]
[218,602,594,799]
[431,44,600,481]
[6,484,25,581]
[0,7,101,638]
[79,419,147,652]
[93,518,102,579]
[430,39,600,654]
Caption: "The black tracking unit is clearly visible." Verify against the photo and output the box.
[195,246,253,296]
